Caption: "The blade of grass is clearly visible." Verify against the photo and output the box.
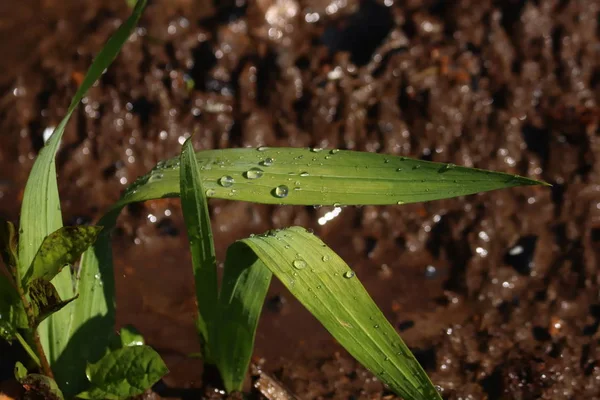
[179,138,219,361]
[118,148,547,208]
[14,0,147,394]
[218,227,441,400]
[215,244,272,392]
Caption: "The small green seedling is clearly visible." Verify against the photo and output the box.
[80,141,546,400]
[0,1,167,398]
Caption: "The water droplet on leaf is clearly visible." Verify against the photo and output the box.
[244,167,264,179]
[257,146,269,151]
[344,271,355,279]
[273,185,289,198]
[205,189,216,196]
[260,157,274,167]
[300,172,309,177]
[219,176,234,187]
[293,259,307,270]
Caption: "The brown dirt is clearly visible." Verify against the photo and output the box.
[1,0,600,399]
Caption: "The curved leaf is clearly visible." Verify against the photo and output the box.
[218,227,441,400]
[23,226,102,287]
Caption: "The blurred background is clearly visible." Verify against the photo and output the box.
[0,0,599,398]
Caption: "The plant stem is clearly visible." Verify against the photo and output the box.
[16,284,54,378]
[15,331,41,368]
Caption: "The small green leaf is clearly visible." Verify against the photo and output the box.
[0,217,18,270]
[119,325,145,347]
[28,279,78,328]
[23,226,102,287]
[77,345,168,400]
[19,373,65,400]
[14,361,28,380]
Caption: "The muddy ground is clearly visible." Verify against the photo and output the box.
[1,0,600,399]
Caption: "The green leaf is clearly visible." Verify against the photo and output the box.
[18,373,65,400]
[14,361,28,380]
[10,0,147,394]
[76,345,168,400]
[118,148,547,208]
[219,227,441,400]
[0,217,18,271]
[118,325,145,347]
[28,279,78,328]
[215,243,272,392]
[0,270,27,340]
[23,226,102,287]
[179,138,218,360]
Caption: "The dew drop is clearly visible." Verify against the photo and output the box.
[330,149,340,154]
[273,185,289,198]
[374,324,380,329]
[260,157,274,167]
[397,200,405,205]
[322,255,330,262]
[293,259,307,270]
[219,176,234,187]
[205,189,216,196]
[384,159,390,163]
[244,167,264,179]
[344,271,355,279]
[333,202,341,207]
[257,146,269,151]
[311,147,323,152]
[148,173,163,183]
[300,172,309,177]
[413,165,421,170]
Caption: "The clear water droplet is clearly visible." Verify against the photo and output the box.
[322,255,330,262]
[260,157,274,167]
[396,168,403,172]
[205,189,216,196]
[257,146,269,151]
[344,271,355,279]
[384,159,390,163]
[333,202,341,207]
[397,200,405,205]
[218,175,234,187]
[300,172,309,177]
[311,147,323,152]
[435,385,443,393]
[148,173,163,183]
[293,259,307,270]
[413,165,421,169]
[284,244,290,249]
[330,149,340,154]
[273,185,289,198]
[244,167,264,179]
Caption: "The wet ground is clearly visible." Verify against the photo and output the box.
[1,0,600,398]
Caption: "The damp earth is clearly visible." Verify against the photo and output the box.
[1,0,600,399]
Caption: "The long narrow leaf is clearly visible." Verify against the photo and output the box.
[13,0,147,394]
[119,148,546,207]
[216,244,272,391]
[179,138,219,360]
[220,227,440,400]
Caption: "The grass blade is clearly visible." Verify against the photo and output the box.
[11,0,147,394]
[216,244,272,392]
[119,148,547,207]
[179,138,219,360]
[220,227,441,400]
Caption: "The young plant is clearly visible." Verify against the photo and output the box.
[81,142,547,399]
[0,1,167,398]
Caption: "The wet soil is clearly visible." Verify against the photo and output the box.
[1,0,600,398]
